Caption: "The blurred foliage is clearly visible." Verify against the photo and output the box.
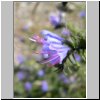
[14,2,86,98]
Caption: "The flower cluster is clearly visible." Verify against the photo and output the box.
[29,30,71,66]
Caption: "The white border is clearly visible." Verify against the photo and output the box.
[0,1,88,99]
[0,1,1,100]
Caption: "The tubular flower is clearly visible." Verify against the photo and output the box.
[29,30,70,66]
[41,80,48,92]
[79,11,86,18]
[37,69,45,77]
[49,12,65,28]
[24,82,32,91]
[62,28,71,36]
[16,71,25,81]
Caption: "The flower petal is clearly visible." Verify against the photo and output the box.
[41,30,64,42]
[50,56,60,65]
[40,54,59,64]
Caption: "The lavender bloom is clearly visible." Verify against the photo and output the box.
[24,82,32,91]
[16,71,25,81]
[79,11,86,18]
[63,78,69,84]
[41,30,70,65]
[62,28,71,36]
[74,53,81,62]
[49,12,64,28]
[16,54,24,64]
[40,30,64,44]
[41,44,60,65]
[41,80,48,92]
[29,30,70,66]
[59,74,69,84]
[37,69,45,77]
[50,15,60,27]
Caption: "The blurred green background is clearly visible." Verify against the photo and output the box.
[14,2,86,98]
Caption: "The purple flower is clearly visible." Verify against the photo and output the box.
[16,71,25,81]
[62,28,71,36]
[24,82,32,91]
[59,74,66,80]
[29,30,70,66]
[41,30,64,43]
[49,12,63,28]
[74,53,81,62]
[41,80,48,92]
[16,54,24,64]
[79,11,86,18]
[63,78,69,84]
[59,74,69,84]
[37,69,45,77]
